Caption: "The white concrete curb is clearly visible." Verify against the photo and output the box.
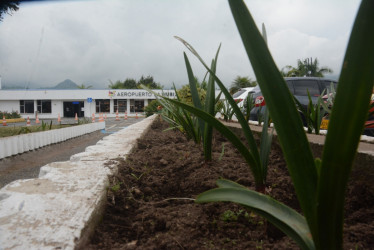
[0,115,157,249]
[0,122,106,160]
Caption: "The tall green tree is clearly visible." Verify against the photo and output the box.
[109,76,163,89]
[138,75,163,89]
[123,78,137,89]
[0,1,19,22]
[108,80,124,89]
[281,58,333,77]
[229,76,257,94]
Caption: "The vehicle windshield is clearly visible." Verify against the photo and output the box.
[252,85,261,92]
[233,89,247,98]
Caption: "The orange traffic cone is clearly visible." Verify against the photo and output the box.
[124,111,128,120]
[135,113,138,119]
[92,113,95,123]
[75,113,78,121]
[57,113,61,123]
[2,115,7,126]
[26,116,31,126]
[35,114,40,124]
[115,109,119,121]
[99,113,104,122]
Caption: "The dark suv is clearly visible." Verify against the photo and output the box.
[248,77,338,121]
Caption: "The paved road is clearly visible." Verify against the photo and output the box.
[0,117,145,188]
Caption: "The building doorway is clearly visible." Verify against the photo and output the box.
[130,99,144,113]
[63,101,84,117]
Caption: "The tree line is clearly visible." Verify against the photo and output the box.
[108,75,163,89]
[0,1,19,21]
[230,57,333,94]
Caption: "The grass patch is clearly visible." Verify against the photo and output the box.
[0,124,76,138]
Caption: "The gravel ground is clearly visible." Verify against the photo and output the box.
[0,117,145,188]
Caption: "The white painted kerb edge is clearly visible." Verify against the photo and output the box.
[0,115,157,250]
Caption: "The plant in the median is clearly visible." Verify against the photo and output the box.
[193,1,374,249]
[295,90,326,135]
[243,93,255,122]
[78,117,91,125]
[38,120,53,131]
[0,111,21,119]
[217,99,235,122]
[144,45,222,162]
[147,34,274,192]
[144,99,161,117]
[17,126,32,135]
[155,83,201,144]
[179,42,221,161]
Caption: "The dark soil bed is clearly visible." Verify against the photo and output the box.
[86,118,374,249]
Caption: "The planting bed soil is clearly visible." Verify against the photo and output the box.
[86,118,374,249]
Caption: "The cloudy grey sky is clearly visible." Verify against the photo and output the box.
[0,0,361,89]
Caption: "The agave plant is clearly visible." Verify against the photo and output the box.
[144,45,222,162]
[295,90,326,135]
[156,84,201,144]
[195,0,374,249]
[180,43,221,161]
[218,98,235,122]
[148,33,274,192]
[243,93,255,122]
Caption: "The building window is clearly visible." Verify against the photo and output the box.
[20,100,34,114]
[130,99,144,113]
[95,99,110,113]
[37,100,51,113]
[134,100,144,112]
[114,99,127,113]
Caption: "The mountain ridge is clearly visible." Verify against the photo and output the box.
[53,79,78,89]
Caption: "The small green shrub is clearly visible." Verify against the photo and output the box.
[0,111,21,119]
[176,84,206,105]
[144,99,161,117]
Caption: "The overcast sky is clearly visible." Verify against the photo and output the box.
[0,0,361,89]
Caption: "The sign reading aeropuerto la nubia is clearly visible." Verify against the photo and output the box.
[108,90,175,98]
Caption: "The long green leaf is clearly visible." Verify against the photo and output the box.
[262,23,267,44]
[196,182,314,250]
[259,108,273,182]
[184,53,205,141]
[317,1,374,249]
[143,85,264,186]
[294,97,312,132]
[168,98,269,187]
[203,45,221,161]
[158,85,201,143]
[228,0,318,238]
[307,90,319,134]
[175,36,264,186]
[172,84,201,143]
[216,178,248,189]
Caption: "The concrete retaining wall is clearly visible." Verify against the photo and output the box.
[0,115,156,249]
[0,122,105,159]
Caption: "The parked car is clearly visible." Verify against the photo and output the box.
[247,77,338,123]
[232,86,258,108]
[363,99,374,136]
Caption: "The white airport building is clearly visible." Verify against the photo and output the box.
[0,88,176,119]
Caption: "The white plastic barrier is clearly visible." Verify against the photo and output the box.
[0,122,105,160]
